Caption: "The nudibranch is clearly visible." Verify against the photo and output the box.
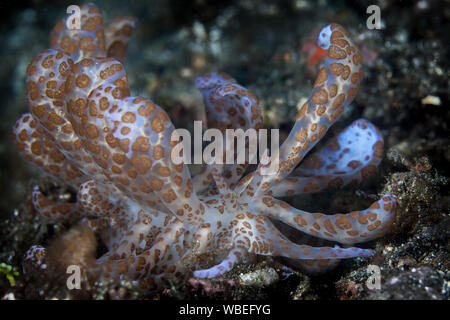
[13,3,396,292]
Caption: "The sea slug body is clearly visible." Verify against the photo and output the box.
[13,5,396,292]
